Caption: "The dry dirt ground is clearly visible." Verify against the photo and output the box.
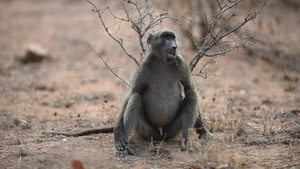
[0,0,300,169]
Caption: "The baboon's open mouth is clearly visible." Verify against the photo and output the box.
[166,53,176,63]
[168,53,175,58]
[168,51,176,58]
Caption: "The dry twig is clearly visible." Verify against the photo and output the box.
[87,43,130,87]
[188,0,266,72]
[86,0,266,81]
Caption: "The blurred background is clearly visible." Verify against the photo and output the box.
[0,0,299,168]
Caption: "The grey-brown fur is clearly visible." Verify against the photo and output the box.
[114,28,206,158]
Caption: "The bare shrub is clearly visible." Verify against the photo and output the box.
[86,0,266,81]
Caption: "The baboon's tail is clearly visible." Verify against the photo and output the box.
[45,126,114,137]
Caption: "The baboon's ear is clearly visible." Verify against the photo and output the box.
[147,33,153,44]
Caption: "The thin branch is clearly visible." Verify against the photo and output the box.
[126,0,151,56]
[119,0,131,21]
[189,32,211,70]
[149,135,166,160]
[210,11,258,49]
[87,43,130,87]
[189,7,260,71]
[193,56,217,79]
[215,0,222,10]
[12,156,22,168]
[86,0,139,66]
[217,0,243,19]
[215,13,236,38]
[107,7,129,22]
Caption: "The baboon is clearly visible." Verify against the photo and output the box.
[47,29,206,158]
[114,28,206,158]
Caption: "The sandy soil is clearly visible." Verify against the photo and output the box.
[0,0,299,168]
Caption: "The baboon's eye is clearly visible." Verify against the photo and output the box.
[161,34,175,41]
[169,35,175,39]
[161,34,168,38]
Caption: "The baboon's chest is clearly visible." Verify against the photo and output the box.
[142,76,182,127]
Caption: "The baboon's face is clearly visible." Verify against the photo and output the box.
[147,31,178,63]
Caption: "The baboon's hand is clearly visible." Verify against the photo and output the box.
[115,147,134,158]
[114,134,134,158]
[196,127,207,139]
[180,137,188,151]
[180,135,196,152]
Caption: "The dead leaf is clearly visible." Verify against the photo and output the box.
[212,97,216,103]
[72,160,84,169]
[13,138,22,145]
[228,119,234,127]
[291,110,300,115]
[191,165,202,169]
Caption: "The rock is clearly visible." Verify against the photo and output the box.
[19,44,51,63]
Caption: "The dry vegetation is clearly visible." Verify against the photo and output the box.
[0,0,300,169]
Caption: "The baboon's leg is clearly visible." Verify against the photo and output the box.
[115,93,157,158]
[123,94,158,138]
[122,94,142,138]
[164,90,198,150]
[114,93,140,158]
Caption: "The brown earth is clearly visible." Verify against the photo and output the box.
[0,0,299,169]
